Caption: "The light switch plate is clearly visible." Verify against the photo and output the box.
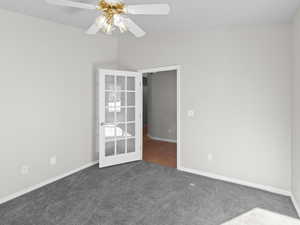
[188,110,195,117]
[50,156,57,165]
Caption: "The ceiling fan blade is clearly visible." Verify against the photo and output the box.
[125,4,170,15]
[46,0,97,10]
[124,18,146,38]
[85,23,101,35]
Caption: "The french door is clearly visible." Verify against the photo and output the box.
[98,69,142,168]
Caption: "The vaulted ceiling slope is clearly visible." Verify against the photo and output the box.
[1,0,300,33]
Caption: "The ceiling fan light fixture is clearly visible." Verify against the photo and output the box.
[95,15,116,34]
[103,24,113,34]
[114,14,127,33]
[95,15,106,28]
[118,25,127,33]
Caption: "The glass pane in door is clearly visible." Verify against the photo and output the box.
[116,108,126,122]
[127,92,135,106]
[127,77,135,91]
[105,108,114,123]
[127,108,135,122]
[105,141,115,156]
[115,92,125,108]
[116,123,126,138]
[105,75,115,91]
[104,125,115,140]
[105,92,115,108]
[116,139,126,155]
[127,138,135,153]
[116,76,125,91]
[127,123,135,137]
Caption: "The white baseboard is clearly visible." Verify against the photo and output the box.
[147,135,177,143]
[178,166,291,197]
[0,161,99,205]
[291,195,300,217]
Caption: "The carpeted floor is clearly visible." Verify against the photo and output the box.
[0,161,298,225]
[222,208,300,225]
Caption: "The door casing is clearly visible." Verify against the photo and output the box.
[138,65,181,169]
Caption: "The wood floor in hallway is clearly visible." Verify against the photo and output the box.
[143,133,177,168]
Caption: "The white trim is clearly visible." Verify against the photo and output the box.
[178,166,291,197]
[0,161,99,205]
[139,65,181,168]
[292,194,300,217]
[147,135,177,143]
[139,65,181,74]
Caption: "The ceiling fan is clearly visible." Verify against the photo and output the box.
[46,0,170,37]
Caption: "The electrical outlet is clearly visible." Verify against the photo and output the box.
[20,165,29,175]
[50,156,57,166]
[208,153,213,161]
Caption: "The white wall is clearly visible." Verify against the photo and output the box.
[292,8,300,210]
[147,70,177,141]
[119,25,292,191]
[0,9,118,199]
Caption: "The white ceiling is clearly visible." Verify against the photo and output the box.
[1,0,300,33]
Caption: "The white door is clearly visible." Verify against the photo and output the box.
[98,69,142,168]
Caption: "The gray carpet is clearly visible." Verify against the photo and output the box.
[0,161,298,225]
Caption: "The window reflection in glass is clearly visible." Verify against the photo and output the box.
[104,124,132,139]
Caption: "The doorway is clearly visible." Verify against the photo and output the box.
[139,66,180,168]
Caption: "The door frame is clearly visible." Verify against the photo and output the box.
[138,65,181,169]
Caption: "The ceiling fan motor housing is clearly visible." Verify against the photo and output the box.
[98,0,125,24]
